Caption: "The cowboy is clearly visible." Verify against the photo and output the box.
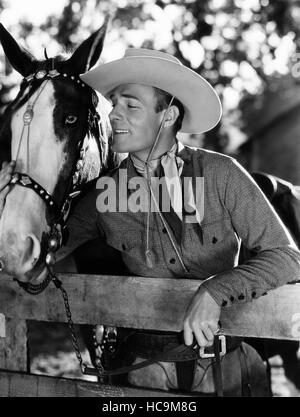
[1,48,300,395]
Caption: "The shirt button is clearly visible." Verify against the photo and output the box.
[238,294,245,300]
[251,291,257,298]
[230,296,235,302]
[169,258,176,264]
[212,237,218,244]
[162,228,167,234]
[222,300,227,307]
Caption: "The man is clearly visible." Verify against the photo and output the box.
[1,48,300,395]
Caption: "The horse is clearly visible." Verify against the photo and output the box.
[241,172,300,390]
[0,19,119,285]
[0,21,128,380]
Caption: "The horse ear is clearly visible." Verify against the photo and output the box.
[66,16,109,74]
[0,23,37,77]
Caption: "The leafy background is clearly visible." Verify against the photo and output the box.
[1,0,300,155]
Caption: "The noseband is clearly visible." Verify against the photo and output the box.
[7,67,103,294]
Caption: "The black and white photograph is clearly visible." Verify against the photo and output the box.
[0,0,300,400]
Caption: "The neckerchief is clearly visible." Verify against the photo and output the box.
[131,143,184,219]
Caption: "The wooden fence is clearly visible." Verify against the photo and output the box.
[0,273,300,397]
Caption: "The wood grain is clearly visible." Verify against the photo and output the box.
[0,371,194,397]
[0,318,27,371]
[1,273,300,340]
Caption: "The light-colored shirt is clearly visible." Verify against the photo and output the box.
[64,145,300,307]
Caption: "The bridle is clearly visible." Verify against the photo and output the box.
[3,65,228,394]
[7,65,104,294]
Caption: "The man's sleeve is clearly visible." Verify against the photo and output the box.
[201,158,300,307]
[55,184,103,262]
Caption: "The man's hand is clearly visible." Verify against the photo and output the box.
[0,161,15,217]
[183,287,221,348]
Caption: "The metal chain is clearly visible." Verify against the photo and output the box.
[49,269,105,378]
[17,267,106,379]
[15,272,53,295]
[51,274,84,372]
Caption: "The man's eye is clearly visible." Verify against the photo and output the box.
[65,115,78,125]
[128,104,137,109]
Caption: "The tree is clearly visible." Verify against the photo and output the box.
[1,0,299,153]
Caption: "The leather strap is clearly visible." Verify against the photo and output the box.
[84,341,200,377]
[10,173,59,219]
[85,332,241,397]
[175,360,197,392]
[239,344,252,397]
[211,335,224,397]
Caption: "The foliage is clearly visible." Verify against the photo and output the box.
[0,0,300,152]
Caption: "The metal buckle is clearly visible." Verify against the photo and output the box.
[48,69,60,78]
[106,326,117,354]
[10,173,20,184]
[199,334,226,359]
[35,70,47,79]
[69,190,81,200]
[20,175,32,186]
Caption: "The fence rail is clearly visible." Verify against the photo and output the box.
[0,273,300,397]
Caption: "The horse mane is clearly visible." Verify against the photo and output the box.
[75,93,121,186]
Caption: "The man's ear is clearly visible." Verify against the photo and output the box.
[164,105,180,128]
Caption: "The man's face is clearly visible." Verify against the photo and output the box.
[108,83,162,157]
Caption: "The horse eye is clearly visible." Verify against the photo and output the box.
[65,115,78,125]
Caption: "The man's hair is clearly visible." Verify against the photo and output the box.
[153,87,185,133]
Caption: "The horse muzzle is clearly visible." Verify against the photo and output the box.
[0,230,42,279]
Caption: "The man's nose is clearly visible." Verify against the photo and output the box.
[109,106,123,122]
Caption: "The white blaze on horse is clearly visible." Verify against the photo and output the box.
[0,21,113,285]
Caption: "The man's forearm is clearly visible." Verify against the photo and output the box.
[200,244,300,307]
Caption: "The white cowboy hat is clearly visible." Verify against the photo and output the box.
[80,48,222,134]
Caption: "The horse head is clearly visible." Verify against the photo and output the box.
[0,20,113,284]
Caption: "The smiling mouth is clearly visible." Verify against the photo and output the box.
[113,129,130,135]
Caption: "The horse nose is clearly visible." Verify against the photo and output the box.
[19,233,41,274]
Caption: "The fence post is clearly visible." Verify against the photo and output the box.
[0,317,28,372]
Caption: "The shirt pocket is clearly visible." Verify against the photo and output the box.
[201,220,229,246]
[106,232,142,254]
[197,219,239,274]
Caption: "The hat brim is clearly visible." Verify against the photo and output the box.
[80,56,222,134]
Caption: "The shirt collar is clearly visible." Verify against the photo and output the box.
[121,141,193,178]
[177,141,193,164]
